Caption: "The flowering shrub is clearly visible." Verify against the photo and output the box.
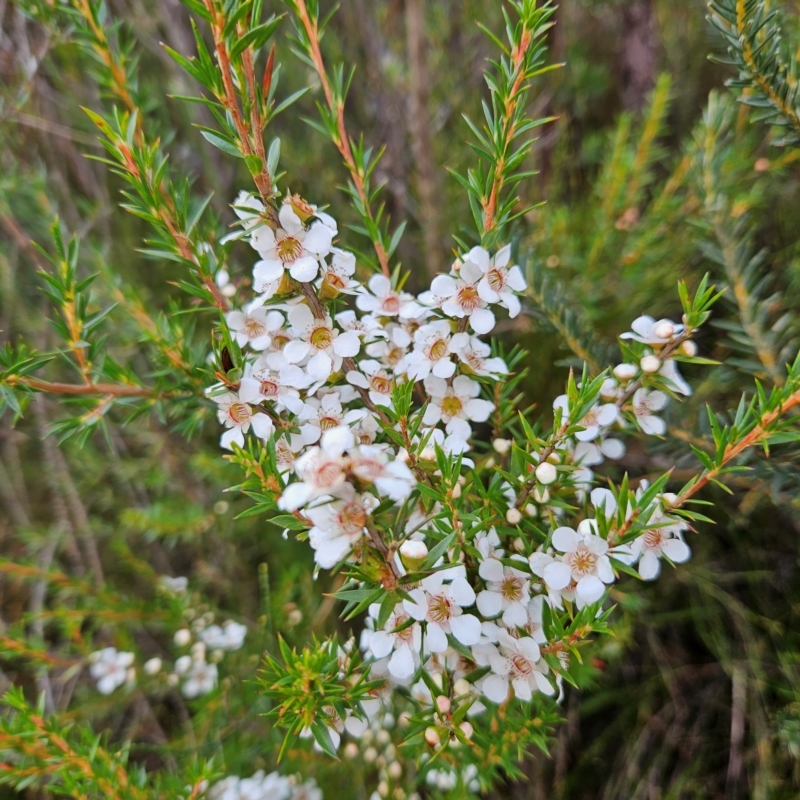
[3,0,800,796]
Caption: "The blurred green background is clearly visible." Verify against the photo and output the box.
[3,0,800,797]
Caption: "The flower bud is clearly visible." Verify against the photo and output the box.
[399,540,428,570]
[654,321,675,340]
[191,642,206,661]
[640,355,661,373]
[143,657,162,676]
[453,678,471,696]
[420,446,436,461]
[451,483,462,499]
[512,536,525,552]
[424,727,441,747]
[524,503,537,517]
[535,461,557,485]
[459,721,474,739]
[532,487,549,504]
[435,696,451,715]
[681,340,697,357]
[285,193,315,222]
[613,363,638,381]
[378,781,389,798]
[492,438,511,454]
[344,742,360,759]
[174,629,191,647]
[506,508,522,525]
[388,761,403,780]
[363,747,378,763]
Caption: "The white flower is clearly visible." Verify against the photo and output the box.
[620,315,684,345]
[629,505,691,580]
[356,274,410,317]
[403,572,481,653]
[368,604,422,680]
[659,358,692,396]
[226,306,283,350]
[480,629,553,703]
[476,555,531,628]
[631,388,669,435]
[419,261,496,334]
[298,392,348,444]
[524,595,549,644]
[89,647,134,694]
[278,426,353,511]
[159,575,188,593]
[200,621,247,651]
[422,375,494,447]
[402,320,458,381]
[283,304,361,383]
[537,526,615,606]
[306,487,378,568]
[349,444,416,501]
[238,359,306,416]
[471,245,527,318]
[319,247,358,294]
[249,201,334,283]
[213,392,275,450]
[365,322,412,370]
[182,659,218,698]
[449,333,508,377]
[553,394,618,441]
[346,359,394,407]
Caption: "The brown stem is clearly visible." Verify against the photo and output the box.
[9,376,177,399]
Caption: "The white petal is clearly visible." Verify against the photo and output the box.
[253,259,284,283]
[552,526,580,553]
[469,307,496,334]
[388,644,416,680]
[430,274,457,297]
[639,549,661,580]
[506,264,526,291]
[501,602,528,629]
[449,613,481,646]
[403,590,428,621]
[289,256,319,283]
[448,577,476,607]
[479,558,505,582]
[302,222,334,256]
[639,414,666,436]
[467,246,491,271]
[512,677,532,701]
[283,340,311,364]
[333,331,361,358]
[662,538,691,564]
[543,561,572,591]
[369,630,395,659]
[477,590,503,618]
[576,575,605,604]
[425,622,449,653]
[307,351,333,381]
[482,674,510,704]
[250,413,274,440]
[220,427,245,451]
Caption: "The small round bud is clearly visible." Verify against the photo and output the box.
[209,648,224,663]
[376,729,391,746]
[535,461,557,485]
[213,500,229,515]
[174,655,192,675]
[143,657,162,676]
[492,438,511,454]
[420,447,436,461]
[424,727,441,747]
[399,540,428,570]
[363,747,378,763]
[512,536,525,552]
[485,456,495,469]
[681,340,697,357]
[613,363,638,381]
[435,696,451,715]
[459,721,474,739]
[166,673,179,687]
[344,742,360,760]
[191,642,206,661]
[388,761,403,780]
[174,629,191,647]
[287,609,303,626]
[654,321,675,340]
[755,157,770,172]
[524,503,537,517]
[640,355,661,374]
[398,711,412,728]
[532,487,550,504]
[451,483,462,499]
[378,781,389,798]
[546,452,561,465]
[506,508,522,525]
[453,678,471,696]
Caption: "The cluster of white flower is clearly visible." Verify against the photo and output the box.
[88,576,247,700]
[209,189,699,756]
[209,770,321,800]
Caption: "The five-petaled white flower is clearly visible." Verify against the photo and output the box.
[480,629,553,703]
[346,359,394,407]
[200,621,247,651]
[226,306,284,351]
[349,444,416,501]
[368,603,422,680]
[470,244,527,318]
[403,572,481,653]
[89,647,134,694]
[620,315,684,345]
[356,274,410,317]
[213,392,274,450]
[553,394,618,441]
[419,260,496,334]
[477,555,531,628]
[631,388,669,435]
[422,375,494,449]
[402,320,458,381]
[182,659,218,698]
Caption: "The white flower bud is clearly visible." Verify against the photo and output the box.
[174,629,191,647]
[344,742,360,759]
[432,672,443,688]
[485,456,495,469]
[399,540,428,570]
[420,446,436,461]
[535,461,557,485]
[512,536,525,552]
[435,696,451,715]
[532,487,550,504]
[288,609,303,626]
[451,483,462,499]
[640,355,661,373]
[424,727,441,747]
[166,673,179,687]
[388,761,403,780]
[613,363,638,381]
[453,678,471,696]
[209,649,224,663]
[174,655,192,675]
[681,340,697,357]
[459,721,474,739]
[524,503,537,517]
[376,729,391,745]
[654,321,675,339]
[398,711,412,728]
[191,642,206,661]
[378,781,389,798]
[506,508,522,525]
[363,747,378,763]
[492,438,511,454]
[546,452,561,465]
[143,657,162,676]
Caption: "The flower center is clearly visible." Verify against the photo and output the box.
[352,455,383,480]
[319,415,340,430]
[229,402,251,424]
[567,546,597,575]
[381,293,401,314]
[370,374,391,395]
[276,235,303,262]
[275,438,294,469]
[245,318,267,338]
[309,325,333,350]
[441,395,463,417]
[427,595,452,624]
[339,501,367,534]
[428,339,449,361]
[259,380,279,397]
[312,459,343,488]
[271,332,290,350]
[326,272,346,290]
[386,345,405,367]
[510,653,533,677]
[643,529,664,549]
[457,285,480,311]
[487,267,506,293]
[501,576,524,602]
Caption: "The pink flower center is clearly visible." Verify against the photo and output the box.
[456,285,480,311]
[486,267,507,293]
[427,595,452,624]
[259,380,279,398]
[643,529,664,549]
[510,653,533,677]
[566,545,597,576]
[381,293,401,314]
[228,402,251,424]
[338,501,367,534]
